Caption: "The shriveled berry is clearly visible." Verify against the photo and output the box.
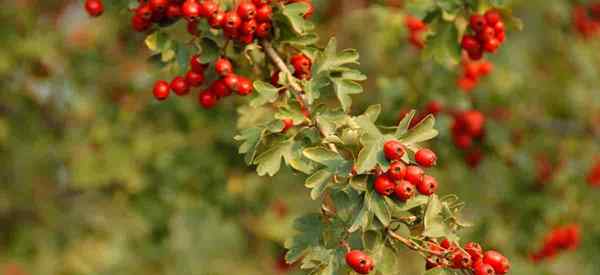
[170,76,190,96]
[388,161,407,181]
[415,148,437,167]
[374,175,396,196]
[416,175,438,196]
[405,165,424,185]
[153,80,170,101]
[290,53,312,75]
[383,140,406,161]
[345,250,374,275]
[394,180,416,201]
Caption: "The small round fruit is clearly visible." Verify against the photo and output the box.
[237,1,257,20]
[483,251,510,275]
[185,70,205,87]
[388,161,407,180]
[209,12,226,28]
[383,140,406,161]
[451,250,472,269]
[461,35,481,52]
[345,250,374,275]
[223,74,240,91]
[282,118,294,133]
[153,80,170,101]
[256,21,272,38]
[236,77,253,96]
[170,76,190,96]
[85,0,104,17]
[199,90,218,108]
[416,175,438,196]
[240,19,257,34]
[132,14,151,32]
[255,4,272,22]
[415,148,437,167]
[210,80,231,98]
[469,14,487,31]
[394,180,415,201]
[224,11,242,30]
[182,0,202,19]
[215,57,234,76]
[190,55,207,73]
[200,0,219,18]
[440,239,456,250]
[374,175,396,196]
[484,10,502,26]
[149,0,169,11]
[464,242,484,263]
[404,165,424,185]
[473,261,496,275]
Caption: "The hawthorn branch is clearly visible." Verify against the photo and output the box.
[386,230,445,257]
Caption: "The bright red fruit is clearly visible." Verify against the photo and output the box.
[388,161,407,180]
[209,12,226,28]
[394,180,415,201]
[416,175,438,196]
[461,35,480,52]
[464,242,484,263]
[201,1,219,18]
[473,261,496,275]
[404,165,424,185]
[132,14,151,32]
[484,10,502,25]
[374,175,395,196]
[153,80,170,101]
[255,4,273,22]
[282,118,294,133]
[345,250,374,274]
[256,22,272,38]
[483,251,510,275]
[170,76,190,96]
[415,148,437,167]
[85,0,104,17]
[185,70,205,87]
[190,55,207,73]
[223,74,240,91]
[236,77,253,96]
[224,11,242,30]
[210,80,231,98]
[237,2,257,20]
[215,57,234,76]
[199,91,217,108]
[469,14,487,32]
[149,0,169,11]
[136,4,153,20]
[383,140,406,161]
[182,0,202,19]
[451,250,472,269]
[290,53,312,75]
[240,19,257,34]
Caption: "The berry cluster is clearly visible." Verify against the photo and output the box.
[530,224,581,263]
[374,140,439,201]
[588,158,600,187]
[451,110,486,167]
[153,55,253,108]
[405,15,427,49]
[428,240,510,275]
[461,10,506,60]
[84,0,104,17]
[573,3,600,38]
[345,250,374,274]
[456,57,493,93]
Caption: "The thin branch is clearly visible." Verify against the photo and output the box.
[387,230,445,257]
[260,40,307,109]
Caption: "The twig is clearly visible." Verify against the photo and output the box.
[387,230,445,257]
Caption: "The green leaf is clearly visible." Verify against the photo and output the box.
[234,127,265,164]
[348,196,370,233]
[423,195,455,239]
[363,104,382,123]
[305,169,333,200]
[285,214,324,263]
[406,0,436,18]
[145,32,168,52]
[280,2,315,35]
[175,43,191,73]
[399,114,438,145]
[253,139,293,176]
[332,78,363,113]
[395,110,416,137]
[250,80,280,107]
[354,113,384,139]
[422,21,461,66]
[198,37,220,64]
[367,189,391,226]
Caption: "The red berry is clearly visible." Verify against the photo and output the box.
[416,175,438,196]
[440,239,456,250]
[239,33,255,44]
[484,10,502,26]
[190,55,207,73]
[132,14,151,32]
[236,77,253,96]
[469,14,487,32]
[394,180,415,201]
[282,118,294,133]
[464,242,484,263]
[483,251,510,275]
[215,57,234,76]
[223,74,240,91]
[136,4,153,20]
[182,0,202,19]
[170,76,190,96]
[415,148,437,167]
[451,250,472,269]
[209,12,226,28]
[237,2,257,20]
[461,35,480,52]
[425,101,443,115]
[478,62,493,76]
[166,4,182,18]
[290,53,312,75]
[383,140,406,161]
[464,62,480,79]
[224,27,239,39]
[478,26,496,42]
[404,165,424,185]
[374,175,396,196]
[493,21,505,33]
[185,70,205,87]
[345,250,374,275]
[149,0,169,11]
[240,19,257,34]
[224,11,242,30]
[454,134,473,149]
[210,80,231,97]
[405,15,426,31]
[473,261,496,275]
[255,4,273,22]
[496,31,506,43]
[153,80,170,101]
[187,20,199,36]
[199,90,218,108]
[483,38,500,53]
[467,47,484,60]
[85,0,104,17]
[201,1,219,18]
[461,110,486,137]
[256,21,272,38]
[388,161,407,180]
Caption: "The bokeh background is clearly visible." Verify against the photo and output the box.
[1,0,599,274]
